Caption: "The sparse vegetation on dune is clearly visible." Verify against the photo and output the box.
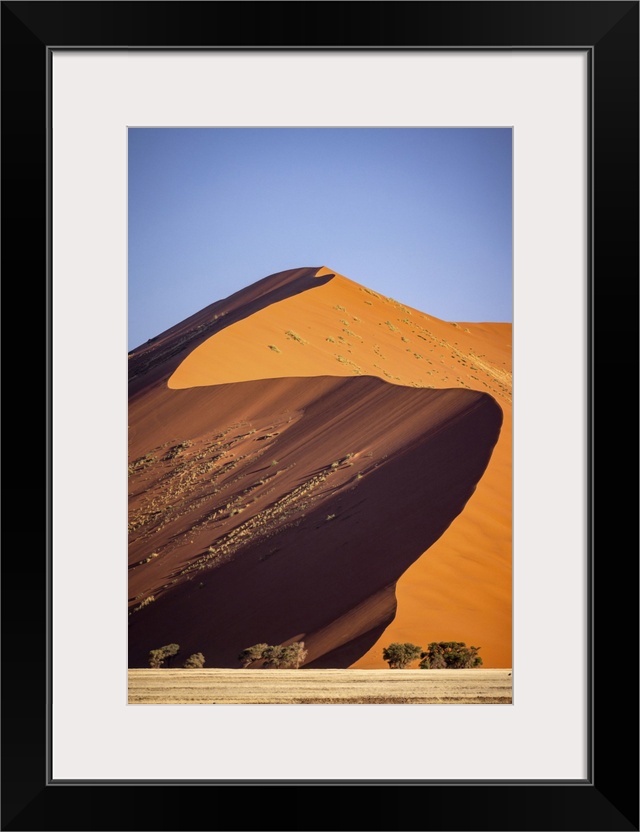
[285,330,307,344]
[133,595,155,612]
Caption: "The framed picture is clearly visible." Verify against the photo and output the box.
[125,125,515,697]
[4,2,637,830]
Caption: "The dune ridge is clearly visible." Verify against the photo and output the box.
[129,267,512,668]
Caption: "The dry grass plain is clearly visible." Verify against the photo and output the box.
[128,668,512,704]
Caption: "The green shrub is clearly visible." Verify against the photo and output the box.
[238,641,307,669]
[238,643,270,668]
[183,652,206,668]
[419,642,483,669]
[382,642,423,669]
[148,643,180,668]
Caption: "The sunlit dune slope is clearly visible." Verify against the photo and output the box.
[168,266,512,405]
[129,266,512,668]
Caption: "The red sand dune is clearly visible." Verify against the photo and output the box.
[129,267,511,668]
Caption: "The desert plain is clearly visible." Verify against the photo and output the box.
[128,668,512,704]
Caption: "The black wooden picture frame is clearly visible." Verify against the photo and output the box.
[2,2,638,830]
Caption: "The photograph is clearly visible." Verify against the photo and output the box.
[127,127,513,704]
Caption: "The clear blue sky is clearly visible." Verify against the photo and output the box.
[128,128,512,351]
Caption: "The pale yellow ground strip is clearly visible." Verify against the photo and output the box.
[128,668,513,704]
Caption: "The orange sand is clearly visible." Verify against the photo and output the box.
[129,267,511,667]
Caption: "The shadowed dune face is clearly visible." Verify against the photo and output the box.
[128,377,502,668]
[129,266,512,669]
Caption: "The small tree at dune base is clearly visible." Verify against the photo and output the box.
[148,643,180,668]
[238,641,308,669]
[238,643,270,668]
[382,642,423,669]
[183,652,206,668]
[264,645,291,668]
[419,642,483,669]
[280,641,308,669]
